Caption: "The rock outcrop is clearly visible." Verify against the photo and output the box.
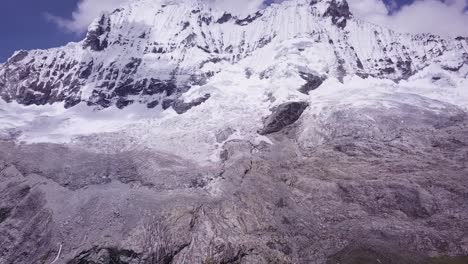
[258,101,309,135]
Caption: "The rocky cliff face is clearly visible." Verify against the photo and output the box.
[1,98,468,263]
[1,0,467,110]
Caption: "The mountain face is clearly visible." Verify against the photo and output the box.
[1,0,468,264]
[1,0,467,110]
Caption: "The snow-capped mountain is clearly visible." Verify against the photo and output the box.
[2,1,468,263]
[1,0,467,110]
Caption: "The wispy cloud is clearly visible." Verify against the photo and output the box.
[46,0,468,37]
[45,0,268,34]
[209,0,266,15]
[45,0,126,34]
[348,0,468,37]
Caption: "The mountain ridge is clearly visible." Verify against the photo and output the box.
[0,0,467,110]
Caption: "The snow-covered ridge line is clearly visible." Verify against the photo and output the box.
[0,0,467,110]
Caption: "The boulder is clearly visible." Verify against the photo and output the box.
[258,101,309,135]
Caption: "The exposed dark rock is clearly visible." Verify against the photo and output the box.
[147,100,159,109]
[258,101,309,135]
[116,98,133,109]
[397,60,413,79]
[336,57,347,81]
[217,13,233,24]
[88,93,112,108]
[144,79,176,96]
[197,45,211,53]
[442,64,465,72]
[83,14,111,51]
[115,78,138,97]
[319,0,352,28]
[64,96,82,109]
[199,57,226,69]
[122,58,142,75]
[198,15,213,26]
[0,207,12,223]
[298,72,326,94]
[172,93,211,114]
[356,58,364,69]
[9,51,28,63]
[111,8,123,14]
[162,99,174,110]
[67,247,140,264]
[181,33,197,47]
[258,36,274,49]
[181,21,190,31]
[79,61,94,79]
[235,11,263,26]
[382,67,396,74]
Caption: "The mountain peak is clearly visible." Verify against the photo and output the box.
[313,0,352,28]
[0,0,466,110]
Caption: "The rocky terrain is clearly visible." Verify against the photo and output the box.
[1,94,468,263]
[1,0,468,263]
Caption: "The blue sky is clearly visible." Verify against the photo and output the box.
[1,0,81,62]
[1,0,467,63]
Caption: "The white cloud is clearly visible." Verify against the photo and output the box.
[209,0,266,16]
[46,0,127,34]
[46,0,266,34]
[48,0,468,37]
[348,0,468,37]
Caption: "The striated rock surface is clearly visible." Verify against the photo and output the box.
[1,93,468,263]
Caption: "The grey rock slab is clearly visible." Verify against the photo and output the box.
[258,101,309,135]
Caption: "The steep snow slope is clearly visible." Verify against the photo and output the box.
[0,0,467,110]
